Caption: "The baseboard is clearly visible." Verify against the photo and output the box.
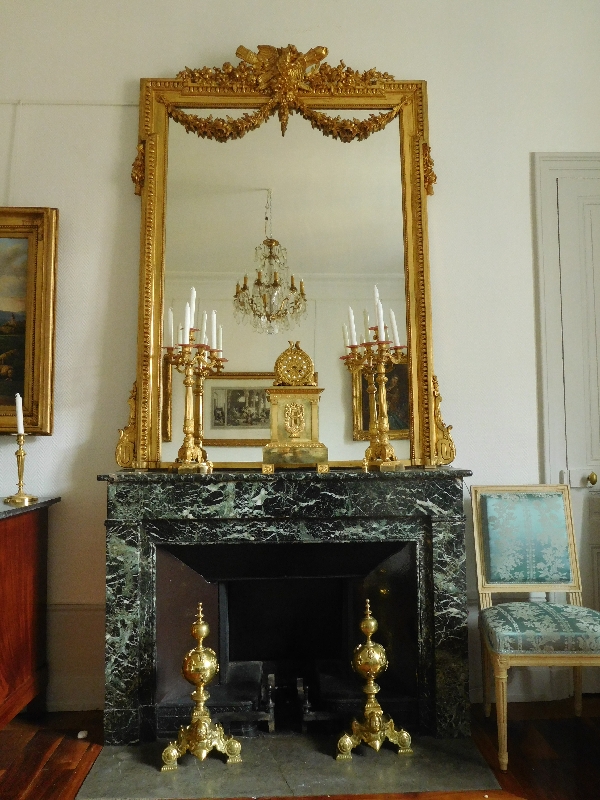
[46,603,105,712]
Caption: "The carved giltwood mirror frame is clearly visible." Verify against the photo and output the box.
[119,45,454,468]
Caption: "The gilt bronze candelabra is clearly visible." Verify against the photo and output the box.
[341,328,406,469]
[164,334,226,472]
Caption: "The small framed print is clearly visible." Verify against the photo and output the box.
[352,359,410,441]
[203,372,274,446]
[0,208,58,434]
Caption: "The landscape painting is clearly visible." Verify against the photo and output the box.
[0,237,28,403]
[0,207,58,435]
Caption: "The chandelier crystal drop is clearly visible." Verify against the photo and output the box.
[233,190,307,334]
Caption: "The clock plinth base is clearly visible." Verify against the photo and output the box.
[262,442,328,473]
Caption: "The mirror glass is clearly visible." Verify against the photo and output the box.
[163,110,408,463]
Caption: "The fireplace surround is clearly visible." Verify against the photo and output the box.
[99,468,471,744]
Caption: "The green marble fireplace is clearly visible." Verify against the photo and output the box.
[99,468,471,744]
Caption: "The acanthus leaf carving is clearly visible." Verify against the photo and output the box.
[432,375,455,465]
[131,142,145,195]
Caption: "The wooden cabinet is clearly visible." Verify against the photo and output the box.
[0,499,59,728]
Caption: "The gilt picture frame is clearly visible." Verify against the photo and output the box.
[352,359,410,441]
[203,372,275,446]
[0,208,57,435]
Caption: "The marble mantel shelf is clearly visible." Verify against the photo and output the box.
[99,467,472,744]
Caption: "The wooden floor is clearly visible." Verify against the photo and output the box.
[3,699,600,800]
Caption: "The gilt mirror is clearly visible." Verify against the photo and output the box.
[119,45,455,469]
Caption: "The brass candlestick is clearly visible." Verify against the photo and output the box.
[165,333,226,472]
[341,327,406,469]
[336,599,412,760]
[4,433,38,507]
[161,604,242,771]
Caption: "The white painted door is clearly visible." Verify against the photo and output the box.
[535,155,600,695]
[556,176,600,610]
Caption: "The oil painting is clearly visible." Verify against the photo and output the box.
[0,208,57,435]
[353,360,410,441]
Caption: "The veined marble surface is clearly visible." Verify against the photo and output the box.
[99,468,471,744]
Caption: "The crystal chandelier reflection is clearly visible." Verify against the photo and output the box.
[233,190,307,334]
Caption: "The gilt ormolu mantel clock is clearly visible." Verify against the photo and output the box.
[262,342,328,473]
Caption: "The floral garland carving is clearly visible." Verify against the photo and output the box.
[160,97,277,142]
[161,44,408,141]
[131,142,145,196]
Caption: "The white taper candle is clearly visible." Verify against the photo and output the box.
[376,300,385,342]
[211,310,217,350]
[167,307,174,348]
[363,310,370,343]
[200,311,207,345]
[343,323,349,348]
[348,306,357,346]
[183,303,190,344]
[190,287,196,329]
[218,325,223,352]
[389,308,400,347]
[15,393,24,434]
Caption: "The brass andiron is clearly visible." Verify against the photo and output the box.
[161,604,242,771]
[164,333,225,472]
[4,434,38,506]
[336,599,412,760]
[341,326,406,470]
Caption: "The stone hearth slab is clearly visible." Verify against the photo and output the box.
[76,734,499,799]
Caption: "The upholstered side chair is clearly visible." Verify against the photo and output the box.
[471,484,600,771]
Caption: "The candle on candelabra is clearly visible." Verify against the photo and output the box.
[374,285,380,306]
[363,310,370,343]
[389,309,401,347]
[348,307,357,346]
[217,325,223,352]
[183,303,191,345]
[15,393,24,434]
[177,324,183,346]
[190,287,196,330]
[211,310,217,350]
[200,311,207,345]
[167,307,174,348]
[376,300,386,342]
[342,323,349,349]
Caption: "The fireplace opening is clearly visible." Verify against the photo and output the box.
[156,540,419,737]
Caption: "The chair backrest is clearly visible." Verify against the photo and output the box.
[471,485,582,609]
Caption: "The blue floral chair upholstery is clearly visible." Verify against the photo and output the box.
[472,485,600,772]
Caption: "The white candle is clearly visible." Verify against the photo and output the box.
[389,308,400,347]
[348,306,357,346]
[15,393,24,434]
[200,311,207,345]
[189,287,196,330]
[343,323,349,349]
[217,325,223,352]
[363,310,370,343]
[374,285,380,306]
[211,310,217,350]
[167,307,174,348]
[177,324,183,346]
[376,300,386,342]
[183,302,190,345]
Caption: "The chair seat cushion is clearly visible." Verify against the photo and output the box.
[481,602,600,654]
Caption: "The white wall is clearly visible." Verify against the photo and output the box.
[1,0,599,710]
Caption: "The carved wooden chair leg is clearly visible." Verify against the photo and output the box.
[481,637,491,717]
[573,666,583,716]
[492,654,509,772]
